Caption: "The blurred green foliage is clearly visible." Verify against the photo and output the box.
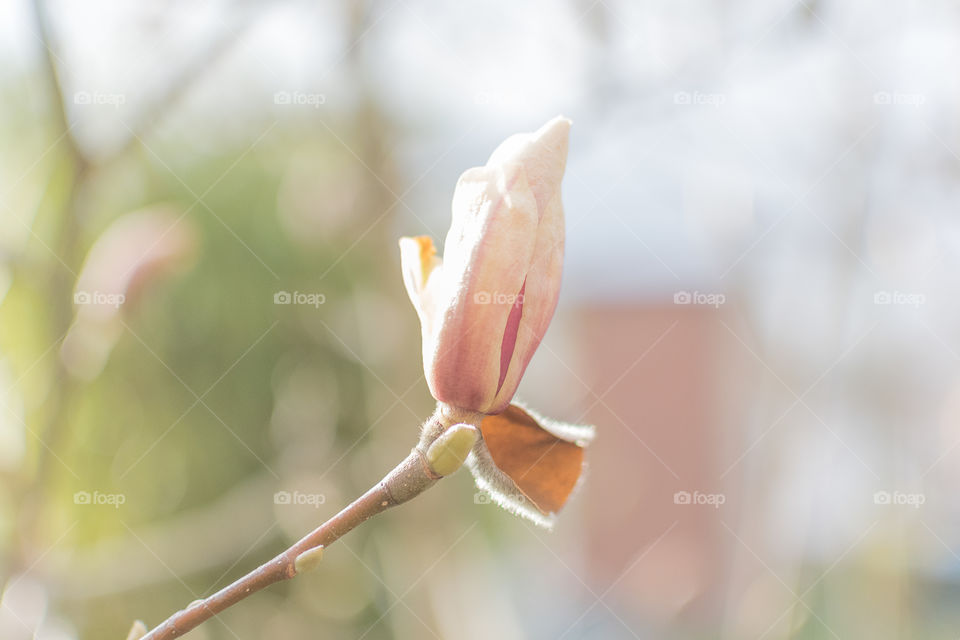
[0,56,462,636]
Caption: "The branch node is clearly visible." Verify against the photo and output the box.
[126,620,148,640]
[294,546,325,574]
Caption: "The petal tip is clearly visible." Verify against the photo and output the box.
[535,116,572,147]
[399,236,438,286]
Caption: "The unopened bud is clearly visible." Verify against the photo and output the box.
[294,545,325,574]
[126,620,148,640]
[425,423,478,476]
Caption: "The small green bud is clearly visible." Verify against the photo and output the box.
[425,423,478,476]
[294,545,325,574]
[126,620,148,640]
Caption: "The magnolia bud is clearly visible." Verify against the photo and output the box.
[126,620,148,640]
[425,423,479,476]
[400,117,570,414]
[294,545,325,574]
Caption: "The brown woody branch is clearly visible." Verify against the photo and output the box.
[136,408,481,640]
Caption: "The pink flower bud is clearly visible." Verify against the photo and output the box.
[400,117,570,414]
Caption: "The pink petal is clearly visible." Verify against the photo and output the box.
[427,165,538,411]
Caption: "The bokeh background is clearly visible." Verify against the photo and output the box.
[1,0,959,638]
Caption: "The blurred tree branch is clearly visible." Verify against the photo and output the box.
[9,3,417,639]
[13,0,90,578]
[9,0,262,588]
[29,0,86,170]
[109,15,258,161]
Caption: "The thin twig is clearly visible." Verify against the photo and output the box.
[137,408,481,640]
